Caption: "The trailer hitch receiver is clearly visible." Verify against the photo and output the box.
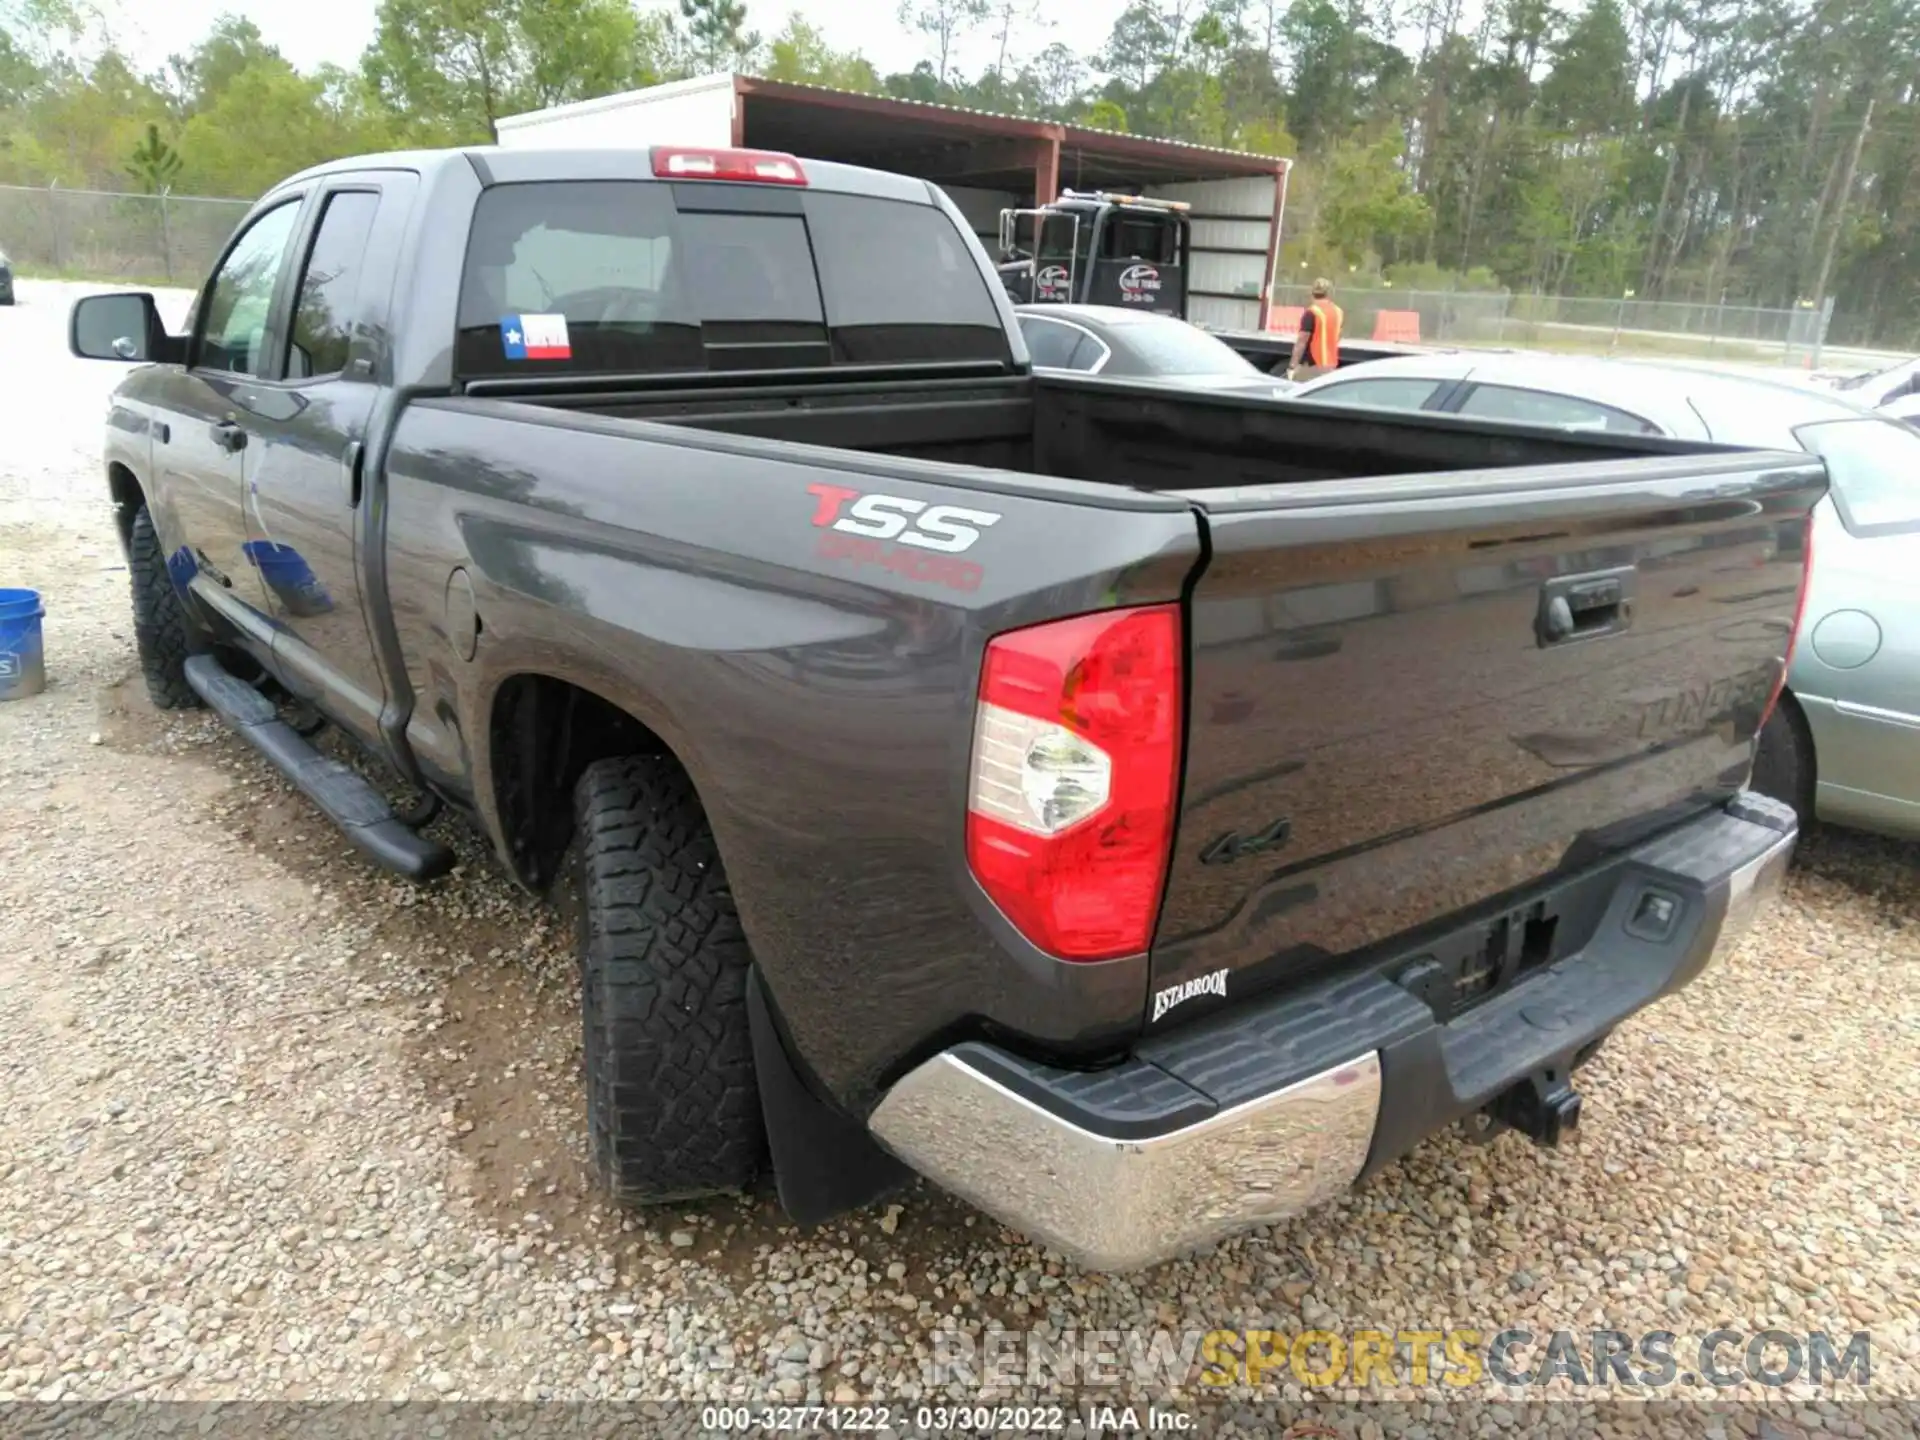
[1489,1069,1582,1148]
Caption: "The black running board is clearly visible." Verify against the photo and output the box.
[184,654,454,881]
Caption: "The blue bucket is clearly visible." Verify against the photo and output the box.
[243,541,335,617]
[0,588,47,701]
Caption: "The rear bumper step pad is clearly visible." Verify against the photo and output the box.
[869,794,1795,1271]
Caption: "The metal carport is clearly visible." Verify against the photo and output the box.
[495,73,1292,331]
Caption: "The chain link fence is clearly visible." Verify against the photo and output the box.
[1271,282,1839,368]
[0,184,252,286]
[0,184,1851,367]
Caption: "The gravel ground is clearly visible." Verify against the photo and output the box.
[0,280,1916,1434]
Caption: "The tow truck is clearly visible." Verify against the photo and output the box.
[996,189,1425,374]
[995,190,1192,315]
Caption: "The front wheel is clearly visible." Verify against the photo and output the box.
[127,504,202,710]
[572,754,765,1203]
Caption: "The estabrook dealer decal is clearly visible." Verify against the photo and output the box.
[1152,968,1228,1023]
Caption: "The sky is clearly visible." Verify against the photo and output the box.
[108,0,1136,94]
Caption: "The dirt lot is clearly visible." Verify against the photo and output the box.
[0,280,1915,1432]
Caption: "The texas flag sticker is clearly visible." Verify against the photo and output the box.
[500,313,572,360]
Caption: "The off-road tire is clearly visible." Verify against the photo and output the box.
[572,755,765,1202]
[1750,695,1815,830]
[127,504,201,710]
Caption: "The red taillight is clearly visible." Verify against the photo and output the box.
[1758,510,1815,730]
[650,146,808,185]
[965,604,1183,962]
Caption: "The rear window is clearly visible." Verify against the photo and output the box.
[1111,319,1254,378]
[1795,417,1920,533]
[1101,213,1179,265]
[455,181,1010,379]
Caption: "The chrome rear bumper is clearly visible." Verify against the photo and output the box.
[870,794,1795,1272]
[872,1050,1380,1273]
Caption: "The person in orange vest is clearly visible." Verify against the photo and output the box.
[1288,278,1343,379]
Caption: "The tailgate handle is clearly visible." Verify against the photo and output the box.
[1537,567,1635,647]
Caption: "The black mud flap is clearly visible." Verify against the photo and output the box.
[746,968,911,1226]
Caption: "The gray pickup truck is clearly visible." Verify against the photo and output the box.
[71,143,1815,1271]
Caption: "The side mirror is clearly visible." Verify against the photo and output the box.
[70,292,180,364]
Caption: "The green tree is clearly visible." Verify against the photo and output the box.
[361,0,518,142]
[882,61,943,103]
[0,30,46,110]
[899,0,989,89]
[985,0,1044,80]
[764,17,880,90]
[176,57,382,195]
[1313,132,1432,266]
[1237,113,1299,158]
[0,0,88,68]
[362,0,663,143]
[524,0,664,102]
[7,50,168,188]
[125,120,180,192]
[1101,2,1176,91]
[1024,42,1085,116]
[678,0,753,72]
[2,0,1919,347]
[1539,0,1635,134]
[1280,0,1411,145]
[167,15,282,115]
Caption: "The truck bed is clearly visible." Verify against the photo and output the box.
[468,368,1718,487]
[389,370,1821,1104]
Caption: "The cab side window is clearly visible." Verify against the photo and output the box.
[197,201,302,376]
[1458,383,1661,434]
[287,191,381,381]
[1304,376,1445,412]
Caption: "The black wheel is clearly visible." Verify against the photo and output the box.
[1751,695,1815,829]
[572,754,764,1202]
[127,504,202,710]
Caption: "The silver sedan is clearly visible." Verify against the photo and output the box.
[1289,352,1920,840]
[1014,304,1297,401]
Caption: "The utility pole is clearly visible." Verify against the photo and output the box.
[1809,95,1874,322]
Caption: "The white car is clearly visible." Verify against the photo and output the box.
[1826,356,1920,411]
[1289,351,1920,840]
[1883,391,1920,428]
[1286,351,1875,444]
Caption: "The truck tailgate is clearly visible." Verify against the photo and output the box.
[1147,449,1825,1017]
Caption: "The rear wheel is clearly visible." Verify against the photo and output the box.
[127,504,202,710]
[572,755,765,1203]
[1750,695,1815,830]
